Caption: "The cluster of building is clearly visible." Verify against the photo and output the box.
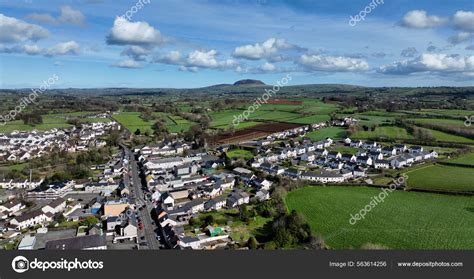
[129,141,273,249]
[246,137,438,183]
[0,121,119,162]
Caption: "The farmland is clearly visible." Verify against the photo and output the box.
[352,126,413,140]
[113,112,154,133]
[405,165,474,192]
[304,127,346,141]
[285,187,474,249]
[447,152,474,165]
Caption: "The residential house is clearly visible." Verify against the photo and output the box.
[41,198,66,214]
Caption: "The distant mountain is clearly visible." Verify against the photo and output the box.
[233,79,266,86]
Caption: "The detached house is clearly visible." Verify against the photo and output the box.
[41,198,66,215]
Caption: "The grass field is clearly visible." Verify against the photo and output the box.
[288,114,330,125]
[419,128,474,143]
[304,127,347,141]
[113,112,153,133]
[285,186,474,249]
[447,152,474,165]
[405,164,474,191]
[226,149,254,160]
[410,118,467,128]
[352,126,413,140]
[113,112,194,133]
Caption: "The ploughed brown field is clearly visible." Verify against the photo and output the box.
[266,99,303,105]
[217,122,302,143]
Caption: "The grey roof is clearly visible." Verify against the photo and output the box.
[45,234,106,250]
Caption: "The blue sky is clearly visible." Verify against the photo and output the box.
[0,0,473,88]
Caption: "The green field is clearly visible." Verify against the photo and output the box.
[289,114,330,125]
[113,112,153,133]
[352,126,413,140]
[410,118,467,128]
[226,149,254,160]
[113,112,194,133]
[419,128,474,143]
[405,165,474,191]
[208,99,337,128]
[447,152,474,165]
[286,186,474,249]
[305,127,347,141]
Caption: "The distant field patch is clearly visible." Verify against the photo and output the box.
[447,153,474,166]
[405,164,474,191]
[305,127,346,141]
[352,126,413,140]
[419,128,474,143]
[286,186,474,249]
[113,112,153,133]
[288,114,330,125]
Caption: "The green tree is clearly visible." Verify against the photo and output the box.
[247,236,258,249]
[80,216,99,227]
[239,204,250,222]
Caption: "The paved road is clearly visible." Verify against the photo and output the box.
[121,144,161,250]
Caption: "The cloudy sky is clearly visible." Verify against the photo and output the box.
[0,0,473,88]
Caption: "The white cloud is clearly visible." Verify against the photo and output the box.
[107,17,162,46]
[379,53,474,75]
[232,38,297,60]
[186,49,237,69]
[25,6,85,26]
[58,6,85,25]
[121,45,152,61]
[259,62,276,72]
[453,10,474,32]
[22,44,42,55]
[0,44,42,55]
[297,54,369,72]
[155,50,182,64]
[113,59,142,68]
[0,14,49,43]
[46,41,80,56]
[179,66,198,72]
[449,32,473,45]
[401,10,448,28]
[25,13,57,24]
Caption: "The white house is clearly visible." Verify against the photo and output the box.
[10,210,52,230]
[41,198,66,214]
[300,171,345,183]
